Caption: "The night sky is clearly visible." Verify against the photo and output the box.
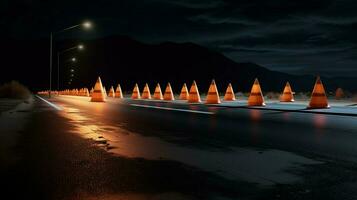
[2,0,357,77]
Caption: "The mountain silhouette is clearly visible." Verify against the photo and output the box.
[1,35,356,93]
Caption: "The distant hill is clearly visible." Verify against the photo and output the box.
[1,35,357,93]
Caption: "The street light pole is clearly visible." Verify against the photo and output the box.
[48,21,92,98]
[49,32,53,98]
[57,52,60,91]
[57,45,83,91]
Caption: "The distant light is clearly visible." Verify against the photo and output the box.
[72,58,76,62]
[71,74,74,77]
[83,21,92,29]
[78,45,84,50]
[70,69,74,72]
[70,79,73,81]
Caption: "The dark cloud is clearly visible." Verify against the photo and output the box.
[182,0,357,76]
[2,0,357,77]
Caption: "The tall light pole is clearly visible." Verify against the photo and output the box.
[49,21,92,98]
[50,33,53,97]
[57,44,84,91]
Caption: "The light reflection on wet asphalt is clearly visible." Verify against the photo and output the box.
[48,96,357,185]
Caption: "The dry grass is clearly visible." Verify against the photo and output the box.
[0,81,31,99]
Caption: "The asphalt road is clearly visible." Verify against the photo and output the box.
[51,96,357,163]
[2,95,357,200]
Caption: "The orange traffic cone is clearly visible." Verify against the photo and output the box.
[188,81,201,103]
[179,83,189,100]
[108,86,115,97]
[85,88,90,97]
[224,83,236,101]
[280,82,294,102]
[163,83,175,101]
[248,78,265,106]
[90,77,106,102]
[142,83,151,99]
[308,76,329,109]
[205,80,221,104]
[335,88,344,100]
[153,83,163,100]
[115,84,123,98]
[131,83,141,99]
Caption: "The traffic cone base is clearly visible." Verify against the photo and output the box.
[91,77,106,102]
[248,78,265,106]
[205,80,221,104]
[308,77,329,109]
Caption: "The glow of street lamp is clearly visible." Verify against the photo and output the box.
[83,21,92,29]
[70,69,74,72]
[72,58,76,62]
[78,45,84,50]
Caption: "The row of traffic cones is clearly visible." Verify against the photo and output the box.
[246,77,329,108]
[54,88,90,96]
[136,83,176,100]
[111,77,327,108]
[90,77,124,102]
[130,79,261,105]
[49,78,124,102]
[56,76,328,109]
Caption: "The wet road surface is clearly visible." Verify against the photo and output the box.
[51,96,357,164]
[50,96,357,198]
[2,95,357,200]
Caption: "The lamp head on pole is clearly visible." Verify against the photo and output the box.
[78,44,84,50]
[82,21,92,29]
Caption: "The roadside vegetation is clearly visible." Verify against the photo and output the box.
[0,81,31,99]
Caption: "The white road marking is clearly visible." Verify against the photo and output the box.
[130,104,214,115]
[36,95,62,110]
